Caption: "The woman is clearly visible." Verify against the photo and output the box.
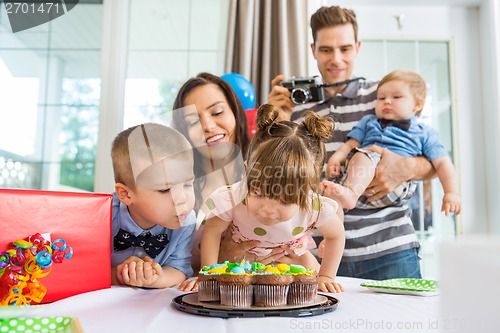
[171,72,251,272]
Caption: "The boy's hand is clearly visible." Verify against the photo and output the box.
[442,193,462,216]
[318,275,344,293]
[116,256,162,287]
[178,277,199,292]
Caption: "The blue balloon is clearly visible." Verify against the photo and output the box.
[221,73,256,109]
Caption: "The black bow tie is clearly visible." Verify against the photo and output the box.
[113,229,169,259]
[378,118,411,131]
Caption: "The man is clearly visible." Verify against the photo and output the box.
[267,6,435,280]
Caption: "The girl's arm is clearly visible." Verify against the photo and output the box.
[315,214,345,293]
[200,216,231,267]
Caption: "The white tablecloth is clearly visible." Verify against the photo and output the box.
[1,277,442,333]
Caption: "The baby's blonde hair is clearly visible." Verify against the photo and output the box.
[378,69,427,116]
[111,123,193,190]
[246,104,334,210]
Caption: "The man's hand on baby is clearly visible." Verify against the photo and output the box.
[318,275,344,293]
[178,277,198,292]
[363,145,408,200]
[116,256,161,287]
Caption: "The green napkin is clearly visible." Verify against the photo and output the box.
[0,316,82,333]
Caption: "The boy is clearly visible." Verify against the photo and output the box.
[111,123,196,288]
[322,70,461,216]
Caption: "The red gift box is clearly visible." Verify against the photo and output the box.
[0,188,112,303]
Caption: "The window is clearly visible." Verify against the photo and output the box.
[0,0,229,192]
[123,0,229,128]
[0,3,102,191]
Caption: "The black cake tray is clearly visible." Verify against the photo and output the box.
[172,292,339,318]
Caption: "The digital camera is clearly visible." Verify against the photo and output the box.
[280,76,325,105]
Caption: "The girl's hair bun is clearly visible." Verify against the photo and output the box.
[256,104,280,130]
[302,111,334,140]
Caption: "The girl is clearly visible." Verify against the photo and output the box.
[198,104,345,293]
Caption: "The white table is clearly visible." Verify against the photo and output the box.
[1,277,441,333]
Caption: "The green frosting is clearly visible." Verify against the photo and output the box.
[252,262,266,272]
[289,264,307,274]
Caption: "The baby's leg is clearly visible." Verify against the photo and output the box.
[330,152,375,209]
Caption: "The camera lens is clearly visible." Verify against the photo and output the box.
[291,88,310,104]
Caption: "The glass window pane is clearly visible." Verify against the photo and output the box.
[190,0,228,50]
[127,51,189,80]
[49,5,102,49]
[0,3,102,191]
[386,41,417,72]
[128,0,190,50]
[0,7,50,49]
[0,50,47,157]
[189,51,220,77]
[124,0,228,128]
[356,40,385,81]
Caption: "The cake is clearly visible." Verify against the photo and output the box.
[218,273,254,308]
[287,264,318,305]
[197,272,220,302]
[197,261,318,308]
[198,261,253,307]
[252,264,293,307]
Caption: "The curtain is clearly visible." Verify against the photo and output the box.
[225,0,309,105]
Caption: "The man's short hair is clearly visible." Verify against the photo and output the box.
[310,6,358,44]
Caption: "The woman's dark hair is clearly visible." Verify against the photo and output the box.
[171,72,250,208]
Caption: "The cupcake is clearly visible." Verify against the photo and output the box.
[287,264,318,305]
[218,273,254,308]
[252,264,293,307]
[197,262,230,302]
[197,273,220,302]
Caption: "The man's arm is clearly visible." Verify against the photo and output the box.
[364,146,436,201]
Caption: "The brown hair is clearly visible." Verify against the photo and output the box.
[378,69,427,116]
[171,72,250,208]
[111,123,192,190]
[246,104,334,210]
[310,6,358,44]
